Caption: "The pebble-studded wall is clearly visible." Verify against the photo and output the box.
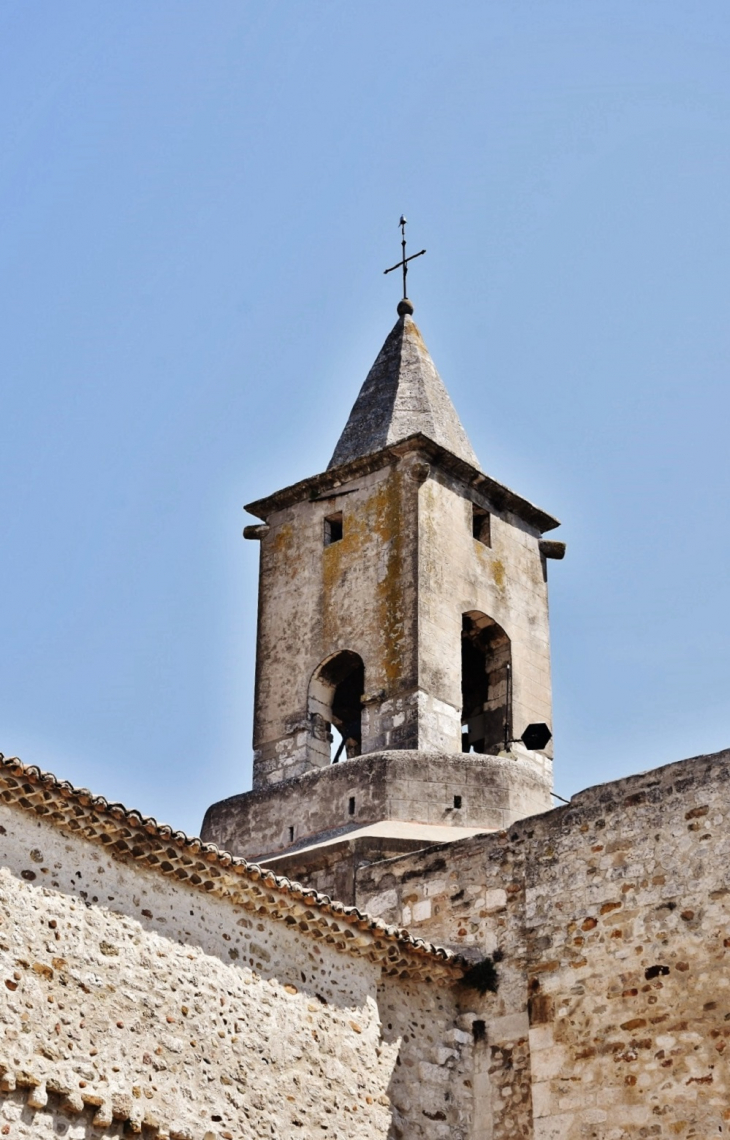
[0,794,477,1140]
[2,746,726,1138]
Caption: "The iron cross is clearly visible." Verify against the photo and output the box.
[384,216,426,300]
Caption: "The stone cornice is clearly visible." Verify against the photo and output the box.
[244,433,560,535]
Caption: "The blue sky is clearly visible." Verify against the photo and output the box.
[1,2,728,836]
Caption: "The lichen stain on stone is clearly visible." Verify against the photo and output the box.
[491,558,506,591]
[319,476,405,690]
[270,522,294,566]
[321,500,368,648]
[370,474,405,688]
[408,322,427,352]
[318,477,405,691]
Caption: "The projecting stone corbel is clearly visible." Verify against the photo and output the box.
[539,540,566,560]
[410,460,431,483]
[243,524,270,540]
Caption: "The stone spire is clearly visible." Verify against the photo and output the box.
[328,309,479,470]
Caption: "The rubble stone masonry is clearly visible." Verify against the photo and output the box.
[356,749,730,1139]
[1,747,727,1137]
[0,784,478,1140]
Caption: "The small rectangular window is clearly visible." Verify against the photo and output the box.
[453,795,462,810]
[348,796,356,816]
[472,505,491,546]
[324,512,343,546]
[288,825,294,843]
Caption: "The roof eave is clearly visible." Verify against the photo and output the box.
[245,433,560,534]
[0,753,464,983]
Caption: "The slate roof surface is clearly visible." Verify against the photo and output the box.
[329,313,479,470]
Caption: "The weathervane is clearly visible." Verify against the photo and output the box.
[384,215,426,315]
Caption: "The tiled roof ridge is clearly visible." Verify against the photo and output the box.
[0,754,464,982]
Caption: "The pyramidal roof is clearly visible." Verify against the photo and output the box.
[328,311,479,471]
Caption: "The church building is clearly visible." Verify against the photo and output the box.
[0,271,727,1139]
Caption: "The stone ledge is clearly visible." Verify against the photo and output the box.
[245,432,560,534]
[202,749,553,864]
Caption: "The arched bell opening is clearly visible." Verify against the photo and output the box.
[461,611,512,754]
[307,650,365,767]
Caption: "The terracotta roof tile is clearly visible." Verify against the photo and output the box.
[0,754,466,983]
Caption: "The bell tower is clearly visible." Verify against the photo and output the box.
[202,286,565,898]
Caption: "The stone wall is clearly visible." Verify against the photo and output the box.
[3,744,727,1138]
[248,436,557,792]
[417,466,554,762]
[355,749,730,1139]
[0,794,478,1140]
[251,458,420,787]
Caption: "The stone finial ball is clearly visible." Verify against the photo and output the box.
[397,298,414,316]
